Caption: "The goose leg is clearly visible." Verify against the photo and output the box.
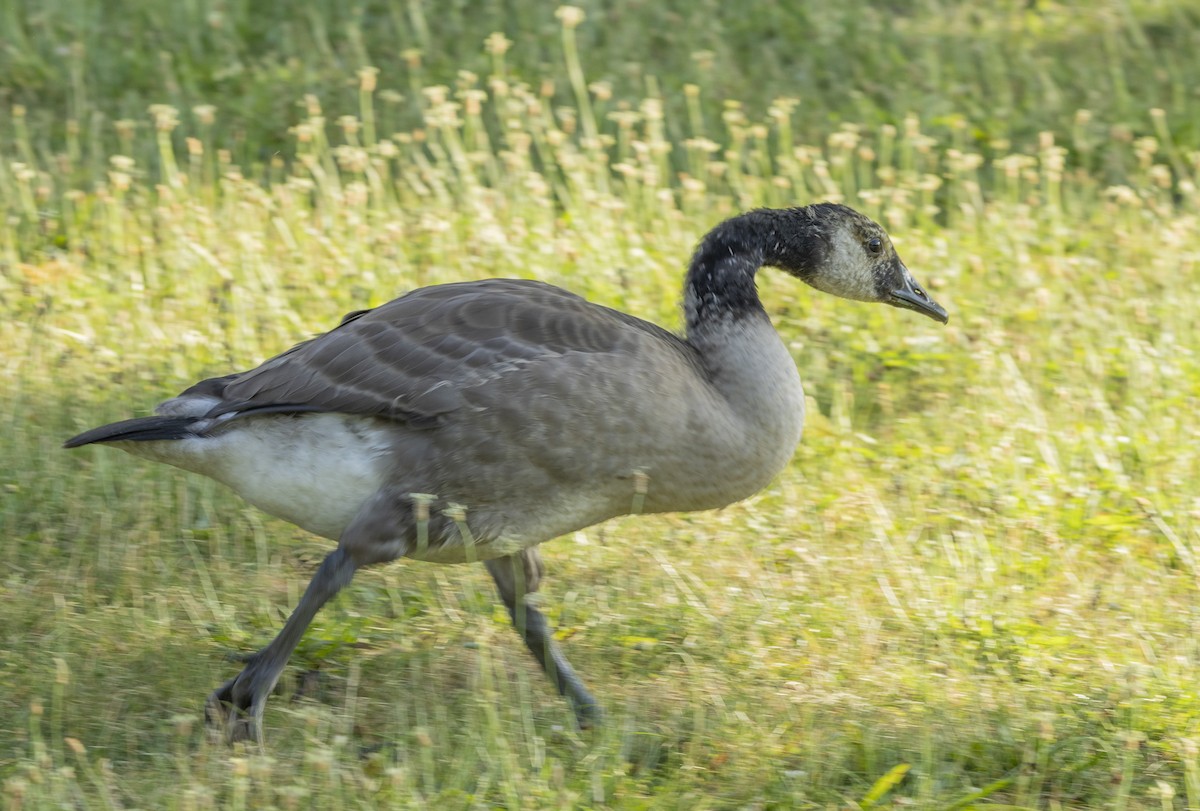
[206,546,358,743]
[206,489,411,743]
[485,549,600,726]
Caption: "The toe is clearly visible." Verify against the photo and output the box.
[227,714,263,744]
[205,675,263,743]
[205,680,236,725]
[572,697,602,729]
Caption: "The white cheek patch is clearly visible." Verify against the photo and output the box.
[809,229,879,302]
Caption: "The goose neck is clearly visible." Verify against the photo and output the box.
[682,229,767,337]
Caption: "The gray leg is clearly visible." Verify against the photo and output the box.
[206,547,358,743]
[206,488,411,743]
[485,549,600,726]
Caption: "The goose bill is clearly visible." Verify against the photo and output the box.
[889,278,948,324]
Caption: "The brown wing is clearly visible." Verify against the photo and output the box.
[177,279,693,426]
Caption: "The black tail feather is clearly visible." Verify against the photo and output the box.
[64,416,199,448]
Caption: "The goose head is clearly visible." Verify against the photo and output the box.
[768,203,949,324]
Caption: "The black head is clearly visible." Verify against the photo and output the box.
[767,203,949,324]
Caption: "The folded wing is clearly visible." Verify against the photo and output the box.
[170,279,692,427]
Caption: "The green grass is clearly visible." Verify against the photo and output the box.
[5,2,1200,808]
[5,0,1200,187]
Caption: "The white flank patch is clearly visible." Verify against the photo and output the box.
[119,413,391,540]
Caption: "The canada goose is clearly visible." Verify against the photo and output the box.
[65,203,947,742]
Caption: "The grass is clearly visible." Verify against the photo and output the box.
[4,2,1200,808]
[5,0,1200,184]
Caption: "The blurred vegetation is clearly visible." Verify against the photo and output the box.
[4,1,1200,809]
[4,0,1200,184]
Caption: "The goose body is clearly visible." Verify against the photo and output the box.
[66,203,947,741]
[106,280,805,559]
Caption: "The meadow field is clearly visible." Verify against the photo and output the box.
[4,1,1200,807]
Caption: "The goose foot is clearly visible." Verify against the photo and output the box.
[570,694,602,729]
[204,653,277,744]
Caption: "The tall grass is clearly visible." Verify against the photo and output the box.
[4,3,1200,809]
[4,0,1200,187]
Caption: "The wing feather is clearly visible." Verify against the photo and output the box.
[171,279,695,426]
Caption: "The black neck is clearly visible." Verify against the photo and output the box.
[683,236,764,333]
[683,208,824,336]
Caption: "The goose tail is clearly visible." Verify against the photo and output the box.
[63,416,199,448]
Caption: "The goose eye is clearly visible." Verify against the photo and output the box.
[867,237,882,254]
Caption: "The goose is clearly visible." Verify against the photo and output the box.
[65,202,948,743]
